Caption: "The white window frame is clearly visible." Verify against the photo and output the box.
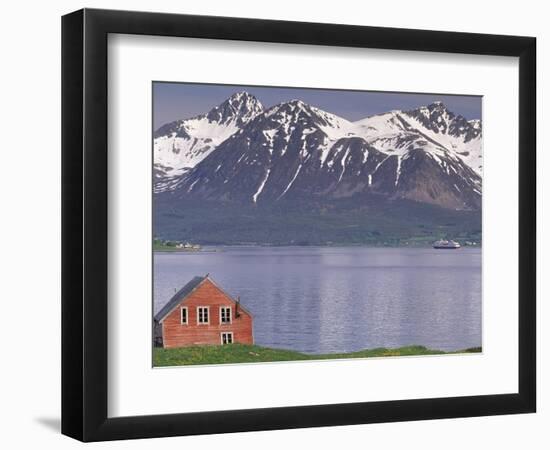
[220,332,234,345]
[219,306,232,324]
[180,306,188,325]
[196,306,210,325]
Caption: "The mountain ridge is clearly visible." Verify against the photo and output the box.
[153,91,482,246]
[154,93,481,182]
[154,92,482,212]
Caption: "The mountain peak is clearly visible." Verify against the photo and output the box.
[427,101,449,111]
[406,101,453,120]
[403,102,482,145]
[206,91,264,126]
[286,99,307,107]
[228,90,259,103]
[268,99,310,113]
[264,99,313,121]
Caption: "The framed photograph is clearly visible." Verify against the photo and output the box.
[62,8,536,441]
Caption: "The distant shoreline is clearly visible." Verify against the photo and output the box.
[154,243,482,252]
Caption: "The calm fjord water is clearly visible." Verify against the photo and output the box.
[154,247,481,354]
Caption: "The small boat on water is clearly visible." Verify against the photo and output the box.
[433,239,461,249]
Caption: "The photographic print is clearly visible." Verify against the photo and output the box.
[152,82,482,367]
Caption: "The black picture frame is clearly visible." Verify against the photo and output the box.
[61,8,536,442]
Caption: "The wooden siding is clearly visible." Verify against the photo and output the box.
[161,279,253,348]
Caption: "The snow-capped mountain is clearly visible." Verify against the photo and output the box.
[153,91,264,191]
[402,102,482,174]
[354,102,482,173]
[154,92,482,210]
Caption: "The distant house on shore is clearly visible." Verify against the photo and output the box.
[154,275,253,348]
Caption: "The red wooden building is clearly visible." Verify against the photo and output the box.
[154,275,254,348]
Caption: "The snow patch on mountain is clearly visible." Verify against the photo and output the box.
[252,168,271,203]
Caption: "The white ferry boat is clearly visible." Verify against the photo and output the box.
[433,239,461,249]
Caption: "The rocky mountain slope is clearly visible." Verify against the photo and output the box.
[154,92,482,211]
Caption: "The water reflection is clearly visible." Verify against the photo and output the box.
[154,247,481,353]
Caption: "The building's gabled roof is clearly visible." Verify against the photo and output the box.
[153,274,253,323]
[154,275,206,323]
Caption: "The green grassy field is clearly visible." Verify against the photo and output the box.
[153,344,482,366]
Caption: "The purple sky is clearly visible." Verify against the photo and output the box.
[153,82,482,130]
